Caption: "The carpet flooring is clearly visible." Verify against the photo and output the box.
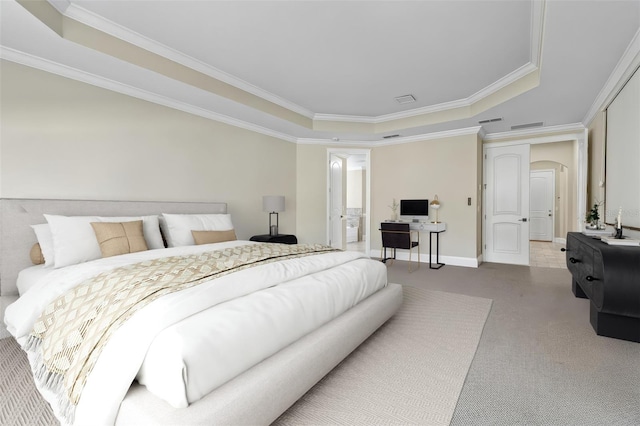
[0,286,492,426]
[387,261,640,426]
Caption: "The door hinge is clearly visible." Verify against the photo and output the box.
[484,184,487,189]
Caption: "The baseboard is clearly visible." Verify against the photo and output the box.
[369,249,479,268]
[554,237,567,244]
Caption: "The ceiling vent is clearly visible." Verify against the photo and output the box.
[394,94,416,104]
[511,121,543,130]
[478,117,503,124]
[383,134,401,139]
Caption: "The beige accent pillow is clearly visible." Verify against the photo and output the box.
[30,243,45,265]
[191,229,237,245]
[91,221,148,258]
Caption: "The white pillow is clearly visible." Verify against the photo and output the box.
[44,214,164,268]
[30,224,55,267]
[161,213,234,247]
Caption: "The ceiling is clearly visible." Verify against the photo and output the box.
[1,0,639,144]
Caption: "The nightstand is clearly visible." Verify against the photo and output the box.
[249,234,298,245]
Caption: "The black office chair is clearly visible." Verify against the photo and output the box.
[380,222,420,272]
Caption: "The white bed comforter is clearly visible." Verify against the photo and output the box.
[4,241,387,425]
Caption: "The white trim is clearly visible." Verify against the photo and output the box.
[369,250,479,268]
[48,0,71,14]
[297,127,482,147]
[0,47,298,144]
[61,2,316,120]
[583,27,640,127]
[483,123,585,142]
[314,63,538,124]
[530,0,547,68]
[554,237,566,244]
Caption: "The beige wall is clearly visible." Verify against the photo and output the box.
[295,144,327,244]
[3,60,483,261]
[371,133,482,260]
[587,111,607,209]
[296,134,482,261]
[0,61,297,239]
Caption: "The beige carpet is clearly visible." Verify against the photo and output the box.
[0,286,492,426]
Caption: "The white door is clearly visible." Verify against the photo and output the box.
[329,154,346,249]
[485,144,530,265]
[530,170,555,241]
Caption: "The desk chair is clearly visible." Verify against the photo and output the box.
[380,222,420,272]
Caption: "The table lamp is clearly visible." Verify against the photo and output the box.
[430,195,441,223]
[263,195,285,236]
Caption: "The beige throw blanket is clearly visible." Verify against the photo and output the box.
[26,243,336,423]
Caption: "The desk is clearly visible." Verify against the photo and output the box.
[382,221,446,269]
[429,229,446,269]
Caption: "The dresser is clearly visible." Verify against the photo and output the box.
[565,232,640,342]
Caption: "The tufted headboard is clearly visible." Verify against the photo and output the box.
[0,199,227,297]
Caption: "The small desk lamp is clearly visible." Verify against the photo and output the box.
[263,195,285,236]
[430,195,441,223]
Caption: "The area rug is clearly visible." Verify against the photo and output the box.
[274,286,493,425]
[0,286,492,426]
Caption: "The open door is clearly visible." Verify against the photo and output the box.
[484,143,530,265]
[329,154,347,249]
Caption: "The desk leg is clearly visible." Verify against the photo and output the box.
[429,231,445,269]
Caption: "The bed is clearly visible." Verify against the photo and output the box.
[0,198,403,425]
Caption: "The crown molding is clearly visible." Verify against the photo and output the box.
[53,0,545,129]
[373,126,483,147]
[297,126,482,147]
[313,0,546,125]
[483,122,585,142]
[48,0,70,14]
[582,27,640,127]
[530,0,546,68]
[0,47,298,144]
[60,2,316,120]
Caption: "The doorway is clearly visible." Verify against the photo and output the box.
[327,149,371,255]
[530,169,555,242]
[483,130,587,266]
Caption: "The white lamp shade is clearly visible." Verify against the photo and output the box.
[263,195,285,212]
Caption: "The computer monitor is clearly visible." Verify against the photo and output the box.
[400,199,429,222]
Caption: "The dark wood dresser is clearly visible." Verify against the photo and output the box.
[565,232,640,342]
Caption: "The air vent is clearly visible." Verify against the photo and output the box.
[383,134,401,139]
[478,117,503,124]
[394,94,416,104]
[511,121,543,130]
